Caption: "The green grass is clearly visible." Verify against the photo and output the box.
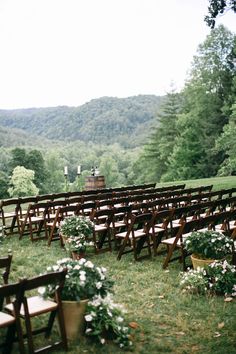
[1,236,236,354]
[156,176,236,191]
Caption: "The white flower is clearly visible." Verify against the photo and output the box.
[85,261,94,268]
[74,265,81,270]
[100,338,105,344]
[85,328,92,333]
[85,314,93,322]
[96,282,102,289]
[117,316,124,323]
[38,287,46,295]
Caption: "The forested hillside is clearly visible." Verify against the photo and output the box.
[0,95,162,148]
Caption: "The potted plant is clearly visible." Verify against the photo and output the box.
[60,215,94,258]
[183,230,233,269]
[39,258,114,340]
[64,235,94,260]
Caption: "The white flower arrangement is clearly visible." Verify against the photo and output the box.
[40,258,113,301]
[85,293,132,348]
[184,230,233,259]
[180,260,236,296]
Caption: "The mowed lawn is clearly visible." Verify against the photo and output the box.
[1,176,236,354]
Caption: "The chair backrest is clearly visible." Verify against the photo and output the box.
[130,212,153,234]
[90,208,114,226]
[23,269,67,293]
[77,202,96,216]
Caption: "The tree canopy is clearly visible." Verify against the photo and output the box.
[205,0,236,28]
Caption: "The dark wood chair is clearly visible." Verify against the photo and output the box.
[0,281,25,354]
[19,202,51,241]
[5,270,68,354]
[0,198,21,236]
[151,209,174,256]
[115,212,153,261]
[89,209,114,253]
[47,205,80,246]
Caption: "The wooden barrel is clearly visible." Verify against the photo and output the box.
[85,176,106,191]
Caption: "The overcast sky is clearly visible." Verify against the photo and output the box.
[0,0,235,109]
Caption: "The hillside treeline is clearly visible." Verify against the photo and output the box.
[0,95,162,149]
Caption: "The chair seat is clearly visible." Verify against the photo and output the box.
[0,311,15,327]
[113,221,126,228]
[0,212,17,218]
[154,226,165,233]
[116,229,146,239]
[94,224,107,232]
[6,296,57,317]
[161,232,191,247]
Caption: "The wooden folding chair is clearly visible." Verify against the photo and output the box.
[47,204,80,246]
[0,281,25,354]
[6,270,68,354]
[151,209,174,256]
[161,219,200,270]
[115,212,153,261]
[89,209,114,253]
[19,202,50,241]
[0,198,21,236]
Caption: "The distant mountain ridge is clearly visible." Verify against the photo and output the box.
[0,95,163,148]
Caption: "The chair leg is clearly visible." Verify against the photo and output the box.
[3,324,15,354]
[45,311,57,338]
[117,238,128,260]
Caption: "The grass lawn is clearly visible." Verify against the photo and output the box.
[156,175,236,191]
[1,236,236,354]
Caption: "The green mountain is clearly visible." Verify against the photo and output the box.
[0,95,163,148]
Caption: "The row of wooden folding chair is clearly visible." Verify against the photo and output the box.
[0,269,68,354]
[161,209,236,270]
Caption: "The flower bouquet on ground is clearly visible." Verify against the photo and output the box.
[85,294,133,349]
[180,260,236,297]
[39,258,114,301]
[184,230,233,260]
[59,215,94,257]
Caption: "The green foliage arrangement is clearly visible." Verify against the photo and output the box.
[184,230,233,260]
[60,215,94,238]
[180,260,236,297]
[85,294,132,349]
[39,258,113,301]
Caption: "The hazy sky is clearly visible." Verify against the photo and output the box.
[0,0,236,109]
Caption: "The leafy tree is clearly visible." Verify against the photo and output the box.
[137,88,181,182]
[8,166,39,197]
[164,25,236,180]
[43,151,65,193]
[0,171,10,198]
[205,0,236,28]
[215,99,236,175]
[26,150,47,193]
[9,148,27,172]
[99,154,122,188]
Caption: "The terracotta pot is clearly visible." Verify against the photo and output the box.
[71,251,85,260]
[62,299,88,340]
[191,254,216,269]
